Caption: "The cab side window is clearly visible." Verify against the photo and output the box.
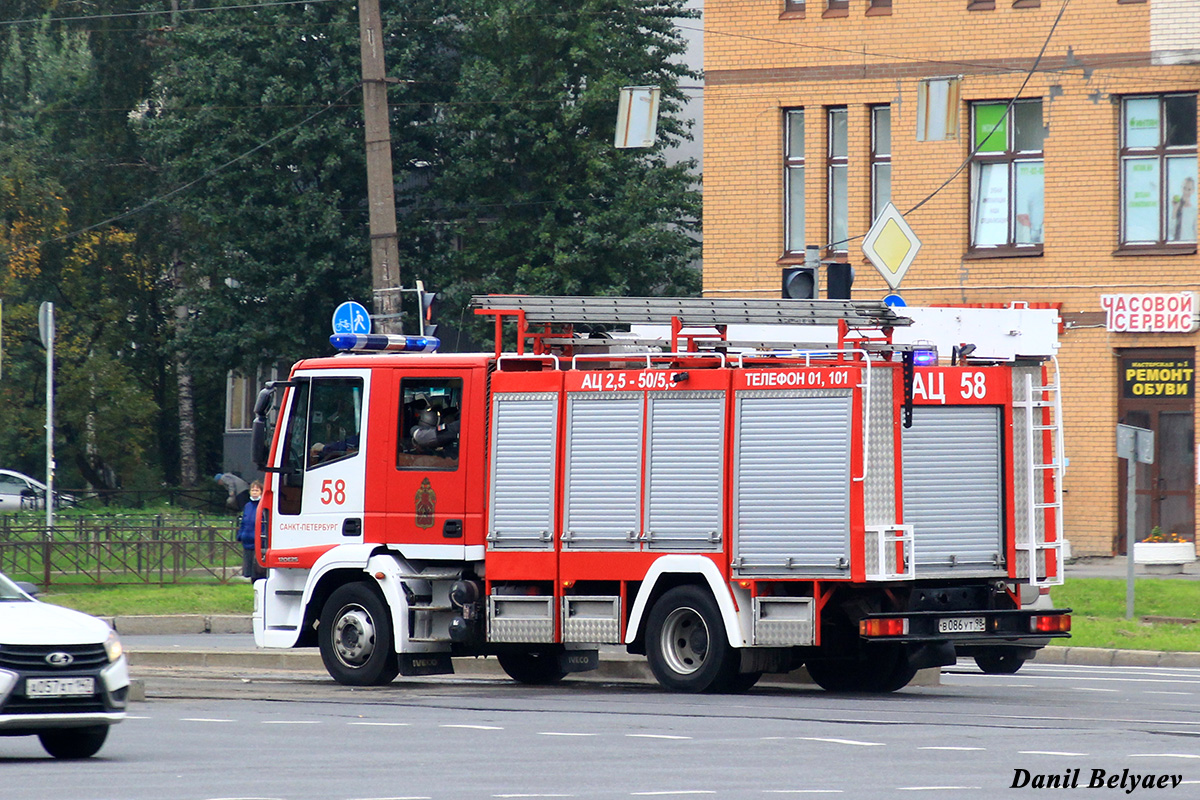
[397,378,462,471]
[277,378,363,515]
[307,378,364,468]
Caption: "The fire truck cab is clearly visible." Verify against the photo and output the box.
[250,295,1070,693]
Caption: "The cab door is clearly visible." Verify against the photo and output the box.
[270,369,371,561]
[386,370,472,549]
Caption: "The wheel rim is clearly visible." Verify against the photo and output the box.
[332,605,376,667]
[659,606,709,675]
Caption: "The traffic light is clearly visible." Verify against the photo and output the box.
[416,280,439,338]
[826,263,854,300]
[781,266,818,300]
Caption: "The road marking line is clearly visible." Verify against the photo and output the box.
[1074,687,1120,693]
[537,732,596,737]
[1019,751,1088,757]
[895,787,981,792]
[348,722,411,727]
[1128,753,1200,759]
[627,734,692,740]
[761,791,844,794]
[182,718,235,723]
[493,795,576,798]
[1144,691,1194,696]
[631,792,715,796]
[918,746,985,751]
[795,737,884,747]
[261,720,320,725]
[1002,684,1036,688]
[441,724,504,730]
[346,796,432,800]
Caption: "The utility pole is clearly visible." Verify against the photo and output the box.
[357,0,402,334]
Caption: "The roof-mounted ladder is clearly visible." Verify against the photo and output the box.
[472,295,913,357]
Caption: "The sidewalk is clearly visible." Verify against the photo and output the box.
[112,556,1200,689]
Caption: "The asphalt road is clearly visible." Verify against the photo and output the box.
[3,659,1198,800]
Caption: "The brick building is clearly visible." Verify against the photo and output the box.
[702,0,1200,556]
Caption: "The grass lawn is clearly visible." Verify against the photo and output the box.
[33,576,1199,652]
[1052,578,1200,652]
[38,582,254,617]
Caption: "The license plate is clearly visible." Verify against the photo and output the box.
[938,616,986,634]
[25,677,95,698]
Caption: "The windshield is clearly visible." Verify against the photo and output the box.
[0,573,33,602]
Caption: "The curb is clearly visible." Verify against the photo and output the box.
[106,614,252,635]
[1036,645,1200,669]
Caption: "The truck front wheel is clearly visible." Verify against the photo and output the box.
[646,585,738,693]
[319,583,400,686]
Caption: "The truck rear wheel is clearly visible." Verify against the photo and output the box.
[497,648,567,685]
[319,582,400,686]
[805,644,916,693]
[646,585,738,693]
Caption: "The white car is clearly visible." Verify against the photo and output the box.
[0,572,128,758]
[0,469,77,511]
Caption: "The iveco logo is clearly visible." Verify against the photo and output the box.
[45,652,74,667]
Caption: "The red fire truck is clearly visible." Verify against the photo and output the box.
[249,295,1070,693]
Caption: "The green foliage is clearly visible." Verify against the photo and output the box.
[1,0,703,484]
[423,0,701,345]
[0,12,162,488]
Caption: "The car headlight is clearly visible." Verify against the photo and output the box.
[104,630,124,663]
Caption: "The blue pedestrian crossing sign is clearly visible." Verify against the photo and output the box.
[332,301,371,335]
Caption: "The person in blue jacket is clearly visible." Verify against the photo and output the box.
[236,480,265,580]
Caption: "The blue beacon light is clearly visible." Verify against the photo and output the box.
[911,348,938,366]
[330,333,440,353]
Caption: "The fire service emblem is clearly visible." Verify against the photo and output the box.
[415,477,436,529]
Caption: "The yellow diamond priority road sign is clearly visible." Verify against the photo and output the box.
[861,202,921,291]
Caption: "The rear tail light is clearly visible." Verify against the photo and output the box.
[860,618,909,637]
[1031,614,1071,633]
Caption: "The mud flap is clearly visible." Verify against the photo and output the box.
[560,649,599,674]
[399,652,454,676]
[906,641,956,671]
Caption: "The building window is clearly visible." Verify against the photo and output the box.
[1120,94,1198,247]
[783,0,805,15]
[866,0,893,14]
[827,107,848,254]
[226,366,280,431]
[784,109,806,254]
[871,105,892,221]
[969,99,1044,252]
[824,0,849,16]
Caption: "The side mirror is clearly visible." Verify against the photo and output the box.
[251,417,270,470]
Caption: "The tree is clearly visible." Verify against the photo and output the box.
[417,0,702,346]
[0,10,160,490]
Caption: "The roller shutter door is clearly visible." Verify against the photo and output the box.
[733,391,852,575]
[902,405,1004,573]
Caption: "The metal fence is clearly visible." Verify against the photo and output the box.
[0,517,243,587]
